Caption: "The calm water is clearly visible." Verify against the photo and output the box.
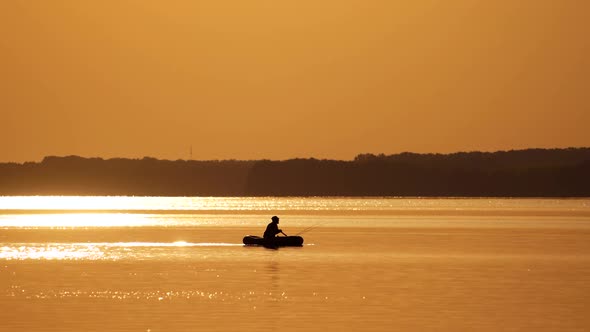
[1,197,589,331]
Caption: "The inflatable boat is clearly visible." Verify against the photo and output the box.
[243,235,304,247]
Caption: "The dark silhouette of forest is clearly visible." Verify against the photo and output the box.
[1,148,589,197]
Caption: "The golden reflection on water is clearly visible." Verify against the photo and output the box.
[0,196,172,210]
[0,213,151,227]
[8,287,295,303]
[1,197,590,332]
[0,243,105,260]
[1,220,589,332]
[2,196,589,214]
[0,241,243,261]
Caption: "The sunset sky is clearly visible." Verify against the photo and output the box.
[2,1,589,162]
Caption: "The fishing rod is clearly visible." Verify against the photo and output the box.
[295,221,324,236]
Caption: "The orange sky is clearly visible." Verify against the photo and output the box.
[1,1,589,162]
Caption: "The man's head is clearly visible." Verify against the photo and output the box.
[271,216,279,224]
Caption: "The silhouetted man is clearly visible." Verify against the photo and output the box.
[264,216,286,240]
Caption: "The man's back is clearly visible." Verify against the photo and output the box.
[264,222,279,239]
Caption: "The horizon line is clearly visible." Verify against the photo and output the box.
[2,146,589,165]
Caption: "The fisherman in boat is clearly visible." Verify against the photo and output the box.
[241,215,303,247]
[264,216,286,240]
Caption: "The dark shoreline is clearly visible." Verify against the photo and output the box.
[1,148,589,197]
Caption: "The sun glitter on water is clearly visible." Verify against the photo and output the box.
[0,213,152,228]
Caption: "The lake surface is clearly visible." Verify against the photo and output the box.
[1,197,589,331]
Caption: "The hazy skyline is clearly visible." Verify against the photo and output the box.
[2,1,589,162]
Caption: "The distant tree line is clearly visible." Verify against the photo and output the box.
[0,148,589,197]
[0,156,253,196]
